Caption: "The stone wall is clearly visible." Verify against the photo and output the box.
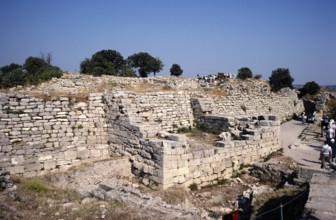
[0,75,304,189]
[105,91,281,189]
[108,91,194,132]
[0,93,109,177]
[194,87,303,122]
[160,119,280,189]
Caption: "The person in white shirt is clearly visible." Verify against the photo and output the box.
[321,141,332,169]
[326,126,335,145]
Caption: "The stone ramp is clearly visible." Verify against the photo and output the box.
[305,172,336,220]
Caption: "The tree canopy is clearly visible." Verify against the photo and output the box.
[80,49,134,77]
[127,52,163,77]
[300,81,320,96]
[0,54,62,89]
[0,63,22,74]
[170,64,183,76]
[24,57,50,77]
[269,68,294,92]
[236,67,253,80]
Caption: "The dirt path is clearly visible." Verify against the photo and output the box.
[281,120,323,170]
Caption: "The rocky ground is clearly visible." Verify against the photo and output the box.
[0,120,322,220]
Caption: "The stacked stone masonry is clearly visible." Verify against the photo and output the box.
[105,91,282,189]
[0,93,109,177]
[0,76,305,189]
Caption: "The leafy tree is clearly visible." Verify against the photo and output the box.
[80,58,93,74]
[91,49,125,75]
[0,63,22,74]
[127,52,163,77]
[120,65,136,77]
[37,68,62,83]
[81,49,125,76]
[80,49,132,76]
[150,57,164,77]
[0,69,28,88]
[269,68,294,92]
[24,57,49,77]
[1,55,62,88]
[300,81,320,96]
[237,67,253,80]
[170,64,183,76]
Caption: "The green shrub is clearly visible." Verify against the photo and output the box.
[37,68,62,82]
[0,56,63,88]
[299,81,320,97]
[3,107,24,114]
[177,127,190,133]
[269,68,294,92]
[237,67,253,80]
[24,178,49,193]
[0,69,28,88]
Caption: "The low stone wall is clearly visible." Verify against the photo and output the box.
[0,93,109,177]
[106,91,281,188]
[160,119,280,189]
[110,91,194,132]
[194,87,304,122]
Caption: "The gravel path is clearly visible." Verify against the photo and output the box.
[281,120,323,170]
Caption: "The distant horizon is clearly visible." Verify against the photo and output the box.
[1,0,335,85]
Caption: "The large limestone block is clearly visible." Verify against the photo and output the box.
[1,145,12,153]
[11,156,25,165]
[38,155,53,161]
[90,149,101,158]
[6,166,24,174]
[25,163,42,172]
[43,160,56,170]
[178,176,186,184]
[64,150,77,160]
[193,151,204,159]
[77,150,90,159]
[165,134,187,142]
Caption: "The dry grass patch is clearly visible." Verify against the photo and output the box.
[155,186,188,205]
[123,84,174,93]
[203,87,227,97]
[29,89,99,103]
[1,176,133,220]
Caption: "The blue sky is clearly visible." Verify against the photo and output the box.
[0,0,335,85]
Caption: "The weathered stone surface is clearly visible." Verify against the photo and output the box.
[0,76,300,190]
[305,173,336,220]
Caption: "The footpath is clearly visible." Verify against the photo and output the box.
[281,120,322,169]
[280,120,336,220]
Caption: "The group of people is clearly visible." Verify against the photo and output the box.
[320,115,336,169]
[196,72,236,84]
[301,111,316,125]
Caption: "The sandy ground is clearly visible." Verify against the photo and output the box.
[281,120,324,170]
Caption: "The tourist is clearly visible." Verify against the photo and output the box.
[302,112,307,125]
[326,125,335,145]
[330,119,336,131]
[321,115,329,137]
[320,141,332,169]
[330,139,336,163]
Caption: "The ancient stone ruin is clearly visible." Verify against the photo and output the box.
[0,75,304,189]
